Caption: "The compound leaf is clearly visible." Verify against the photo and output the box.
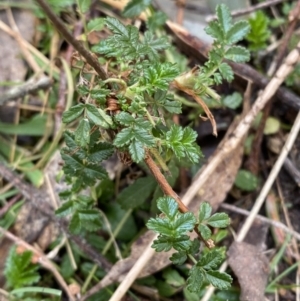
[4,247,40,289]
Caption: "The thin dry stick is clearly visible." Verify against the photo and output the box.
[6,8,42,74]
[237,111,300,242]
[0,227,75,301]
[202,108,300,301]
[0,76,52,105]
[206,0,285,22]
[108,239,157,301]
[0,19,59,75]
[220,203,300,242]
[35,0,107,80]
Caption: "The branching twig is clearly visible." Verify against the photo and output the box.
[35,0,107,80]
[206,0,285,22]
[220,203,300,241]
[0,76,52,105]
[0,227,75,301]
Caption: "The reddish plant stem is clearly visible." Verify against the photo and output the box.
[144,152,214,248]
[35,0,107,80]
[144,152,188,213]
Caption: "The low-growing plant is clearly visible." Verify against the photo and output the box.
[54,2,251,293]
[4,0,251,296]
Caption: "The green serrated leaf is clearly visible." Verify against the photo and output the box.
[170,252,187,265]
[133,128,155,146]
[123,0,151,18]
[129,141,146,163]
[78,0,91,13]
[118,176,156,209]
[114,128,134,147]
[69,209,102,234]
[88,142,114,163]
[157,196,178,219]
[219,63,234,82]
[222,92,242,109]
[205,20,224,41]
[147,11,167,31]
[246,11,271,51]
[143,31,170,61]
[216,4,232,34]
[197,249,224,270]
[173,212,196,234]
[55,200,76,217]
[147,218,173,236]
[198,224,212,240]
[87,18,105,33]
[61,151,108,190]
[62,104,84,124]
[226,20,250,44]
[224,46,250,63]
[187,265,205,293]
[142,62,179,91]
[86,104,113,128]
[152,234,192,252]
[4,247,40,289]
[106,16,128,36]
[115,111,135,125]
[205,270,232,290]
[75,118,90,147]
[164,98,182,114]
[207,212,230,228]
[198,202,212,222]
[235,169,258,191]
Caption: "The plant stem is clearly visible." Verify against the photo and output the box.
[188,254,198,265]
[144,151,188,213]
[144,152,214,248]
[35,0,107,80]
